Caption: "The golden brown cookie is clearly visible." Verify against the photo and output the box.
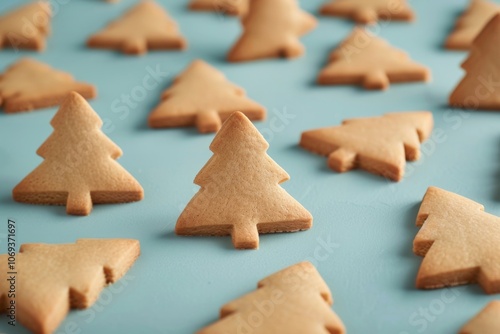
[189,0,248,16]
[0,58,96,113]
[176,111,312,249]
[0,1,51,51]
[227,0,317,62]
[445,0,500,50]
[13,92,144,216]
[198,262,345,334]
[318,28,430,90]
[300,111,433,181]
[87,0,186,55]
[0,238,140,334]
[460,301,500,334]
[148,60,265,133]
[449,14,500,110]
[414,187,500,294]
[320,0,414,24]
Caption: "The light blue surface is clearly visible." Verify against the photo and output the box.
[1,0,500,333]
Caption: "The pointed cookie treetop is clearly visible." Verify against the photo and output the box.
[227,0,317,62]
[414,187,500,294]
[320,0,414,24]
[175,111,312,249]
[300,111,433,181]
[189,0,248,16]
[445,0,500,50]
[0,58,96,113]
[148,60,265,133]
[460,301,500,334]
[13,92,144,215]
[198,262,345,334]
[87,0,186,55]
[318,28,430,90]
[0,238,140,334]
[0,1,51,51]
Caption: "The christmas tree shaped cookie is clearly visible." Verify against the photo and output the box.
[460,301,500,334]
[149,60,265,133]
[445,0,500,50]
[227,0,317,62]
[198,262,345,334]
[176,111,312,249]
[318,28,430,90]
[0,58,96,113]
[0,1,51,51]
[300,112,433,181]
[189,0,248,16]
[87,0,186,55]
[320,0,414,24]
[449,14,500,110]
[13,92,144,216]
[0,238,140,334]
[414,187,500,294]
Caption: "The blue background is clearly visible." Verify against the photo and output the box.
[1,0,500,333]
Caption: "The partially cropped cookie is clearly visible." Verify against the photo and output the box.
[460,301,500,334]
[0,238,139,334]
[189,0,248,16]
[300,112,433,181]
[414,187,500,294]
[0,58,96,113]
[199,262,345,333]
[318,28,430,90]
[176,111,312,249]
[149,60,265,133]
[450,14,500,110]
[0,1,51,51]
[87,0,186,55]
[320,0,414,24]
[13,92,144,216]
[227,0,317,62]
[445,0,500,50]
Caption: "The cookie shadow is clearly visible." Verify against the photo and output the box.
[161,230,237,250]
[400,202,422,291]
[492,137,500,202]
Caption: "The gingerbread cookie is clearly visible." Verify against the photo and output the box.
[0,58,96,113]
[449,14,500,110]
[176,111,312,249]
[0,238,139,334]
[414,187,500,294]
[87,0,186,55]
[189,0,248,16]
[300,111,433,181]
[445,0,500,50]
[460,301,500,334]
[318,28,430,90]
[13,92,144,216]
[320,0,414,24]
[0,1,51,51]
[198,262,345,334]
[227,0,317,62]
[149,60,265,133]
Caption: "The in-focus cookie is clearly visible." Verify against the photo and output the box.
[320,0,414,24]
[0,1,51,51]
[0,58,96,113]
[300,112,433,181]
[414,187,500,294]
[227,0,317,62]
[189,0,248,16]
[445,0,500,50]
[449,14,500,110]
[87,0,186,55]
[13,92,144,216]
[176,111,312,249]
[148,60,265,133]
[0,238,140,334]
[460,301,500,334]
[198,262,345,334]
[318,28,430,90]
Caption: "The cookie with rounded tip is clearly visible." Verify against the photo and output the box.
[189,0,248,16]
[460,301,500,334]
[320,0,414,24]
[87,0,186,55]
